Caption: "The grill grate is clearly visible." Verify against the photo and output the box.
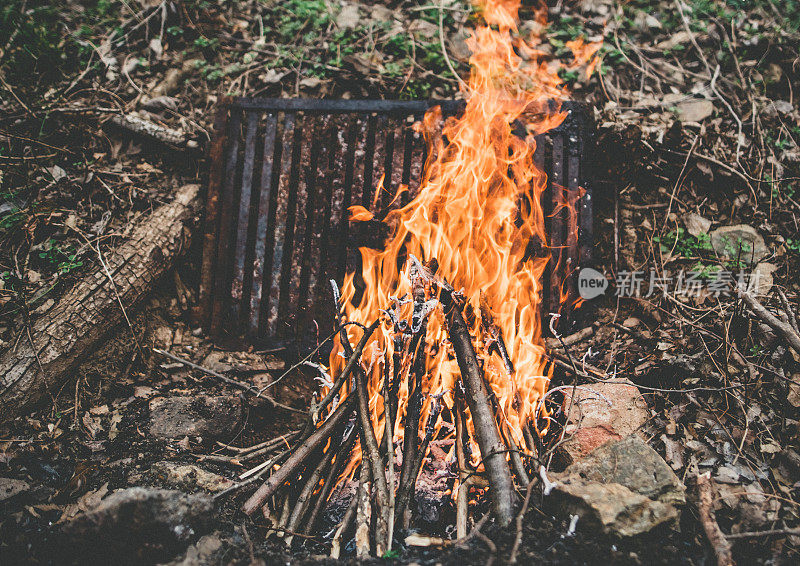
[199,98,592,349]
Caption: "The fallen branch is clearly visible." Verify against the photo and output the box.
[738,288,800,355]
[696,471,734,566]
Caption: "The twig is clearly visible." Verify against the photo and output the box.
[438,0,467,90]
[152,348,304,414]
[355,365,391,555]
[725,528,800,540]
[737,288,800,355]
[696,471,734,566]
[312,319,381,422]
[509,476,540,564]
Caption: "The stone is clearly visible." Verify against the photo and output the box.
[751,262,777,295]
[149,395,243,440]
[684,212,711,238]
[676,99,714,122]
[162,533,224,566]
[149,462,234,493]
[551,477,679,537]
[557,435,686,508]
[58,487,214,564]
[559,379,649,465]
[710,224,769,264]
[0,477,29,502]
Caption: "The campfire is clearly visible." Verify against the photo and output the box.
[240,0,599,556]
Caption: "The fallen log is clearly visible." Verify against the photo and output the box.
[0,185,201,423]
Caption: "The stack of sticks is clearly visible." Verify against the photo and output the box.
[240,258,538,557]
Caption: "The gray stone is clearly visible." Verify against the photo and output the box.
[149,462,234,493]
[552,477,679,537]
[161,533,224,566]
[0,477,29,502]
[551,436,685,537]
[676,99,714,122]
[59,487,214,564]
[149,395,243,440]
[559,379,649,466]
[559,435,686,507]
[710,224,769,263]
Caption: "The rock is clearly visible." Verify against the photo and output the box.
[676,99,714,122]
[558,379,649,466]
[336,3,361,30]
[551,477,679,537]
[149,462,234,493]
[751,262,777,295]
[0,477,29,502]
[710,224,769,264]
[557,435,686,508]
[149,395,243,440]
[58,487,214,564]
[684,212,711,238]
[0,477,30,514]
[161,533,224,566]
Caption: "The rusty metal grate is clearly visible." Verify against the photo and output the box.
[198,98,592,350]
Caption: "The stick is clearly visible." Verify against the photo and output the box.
[354,463,372,558]
[285,427,349,538]
[395,331,425,529]
[383,351,397,550]
[355,366,391,555]
[395,396,445,527]
[509,477,539,564]
[696,471,734,566]
[738,288,800,355]
[726,528,800,540]
[330,476,360,559]
[313,319,381,422]
[442,290,515,527]
[455,396,471,539]
[479,294,530,486]
[152,348,304,414]
[242,394,356,515]
[303,430,358,535]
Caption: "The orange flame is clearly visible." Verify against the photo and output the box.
[325,0,599,473]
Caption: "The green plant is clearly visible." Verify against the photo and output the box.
[194,36,219,51]
[653,228,713,257]
[277,0,330,39]
[37,239,83,274]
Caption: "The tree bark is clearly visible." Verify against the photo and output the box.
[0,185,201,422]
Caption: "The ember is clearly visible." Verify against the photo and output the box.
[241,0,599,556]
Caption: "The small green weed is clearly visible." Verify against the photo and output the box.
[653,228,713,257]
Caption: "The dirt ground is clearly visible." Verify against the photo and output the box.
[2,0,800,564]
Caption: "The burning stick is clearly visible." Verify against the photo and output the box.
[285,424,354,540]
[395,257,434,529]
[479,294,534,484]
[242,393,357,516]
[355,365,391,555]
[442,289,516,527]
[455,395,472,539]
[303,431,359,535]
